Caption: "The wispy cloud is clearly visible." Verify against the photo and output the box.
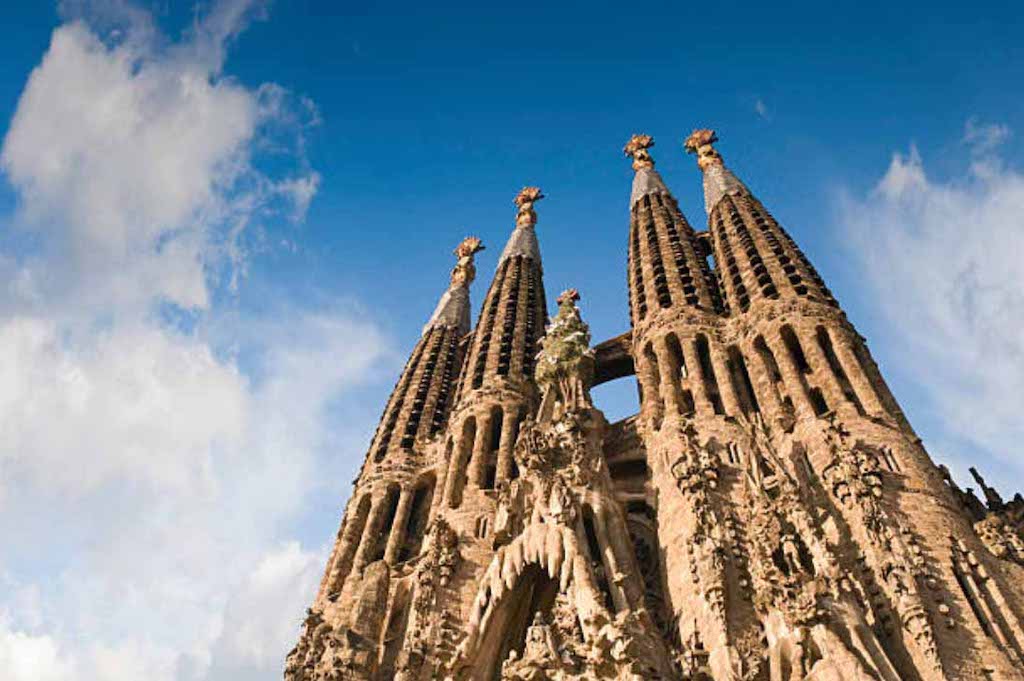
[0,2,390,679]
[755,98,769,120]
[837,120,1024,495]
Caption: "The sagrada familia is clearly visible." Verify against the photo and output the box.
[284,131,1024,680]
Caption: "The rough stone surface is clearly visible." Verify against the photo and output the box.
[285,136,1024,681]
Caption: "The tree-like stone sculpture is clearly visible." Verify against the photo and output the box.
[535,289,595,422]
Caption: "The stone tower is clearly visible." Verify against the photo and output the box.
[286,133,1024,681]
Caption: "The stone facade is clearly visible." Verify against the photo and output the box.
[285,133,1024,680]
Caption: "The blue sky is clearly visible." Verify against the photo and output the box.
[1,1,1022,679]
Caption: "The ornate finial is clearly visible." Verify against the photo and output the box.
[514,187,545,229]
[684,128,724,171]
[624,134,655,171]
[535,286,594,419]
[450,236,484,287]
[556,288,580,306]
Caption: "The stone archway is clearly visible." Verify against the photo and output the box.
[476,564,560,680]
[456,522,606,680]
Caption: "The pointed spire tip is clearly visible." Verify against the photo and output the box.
[684,128,724,171]
[450,236,484,287]
[514,187,544,230]
[624,134,655,171]
[423,236,482,335]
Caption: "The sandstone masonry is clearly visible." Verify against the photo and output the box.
[284,131,1024,681]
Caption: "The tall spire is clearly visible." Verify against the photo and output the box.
[684,128,750,216]
[454,186,549,398]
[684,128,836,311]
[442,188,550,509]
[424,236,485,335]
[366,237,485,463]
[623,134,723,324]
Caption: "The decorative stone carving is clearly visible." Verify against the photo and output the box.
[820,417,947,676]
[535,289,596,422]
[284,609,377,681]
[514,186,544,229]
[290,132,1024,681]
[975,514,1024,564]
[623,134,655,171]
[739,417,904,681]
[451,236,484,286]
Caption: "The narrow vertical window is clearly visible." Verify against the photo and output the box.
[782,325,828,415]
[508,410,521,480]
[497,259,523,376]
[370,485,401,563]
[473,262,508,389]
[695,334,725,415]
[780,325,811,374]
[727,346,760,414]
[643,343,664,426]
[816,326,864,414]
[482,407,502,490]
[398,478,435,562]
[666,333,695,415]
[642,195,673,308]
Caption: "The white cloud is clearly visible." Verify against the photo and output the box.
[0,622,74,681]
[839,120,1024,494]
[755,98,769,120]
[199,542,326,679]
[1,3,317,318]
[0,3,391,680]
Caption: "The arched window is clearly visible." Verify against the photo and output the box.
[781,325,828,416]
[482,407,502,490]
[666,333,695,415]
[816,326,864,414]
[369,485,401,564]
[398,477,435,562]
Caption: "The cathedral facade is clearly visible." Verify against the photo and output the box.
[285,131,1024,681]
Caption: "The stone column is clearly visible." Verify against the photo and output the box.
[602,504,647,612]
[325,504,368,594]
[467,410,493,489]
[384,488,416,565]
[594,507,630,613]
[709,342,742,416]
[496,406,519,484]
[637,348,664,424]
[683,338,714,417]
[767,329,814,417]
[653,339,682,417]
[442,437,464,508]
[800,327,856,418]
[740,337,784,420]
[352,492,388,570]
[831,329,886,416]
